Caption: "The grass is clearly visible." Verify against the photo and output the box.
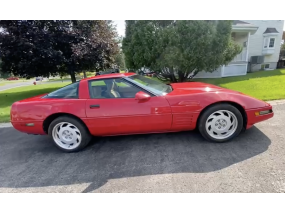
[0,82,69,123]
[194,69,285,101]
[48,71,125,81]
[48,78,73,82]
[0,82,8,86]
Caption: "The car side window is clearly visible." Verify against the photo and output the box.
[88,78,148,99]
[43,82,80,99]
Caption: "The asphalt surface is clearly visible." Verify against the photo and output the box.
[0,81,33,91]
[0,79,74,92]
[0,104,284,193]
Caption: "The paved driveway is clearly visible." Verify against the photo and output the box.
[0,81,33,91]
[0,79,74,92]
[0,104,284,193]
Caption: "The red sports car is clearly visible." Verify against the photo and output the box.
[10,73,273,152]
[7,77,19,80]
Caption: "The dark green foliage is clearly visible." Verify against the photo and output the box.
[115,51,126,71]
[122,20,242,82]
[0,20,119,82]
[281,43,285,50]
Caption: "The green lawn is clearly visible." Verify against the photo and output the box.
[194,69,285,101]
[48,78,73,82]
[0,83,68,123]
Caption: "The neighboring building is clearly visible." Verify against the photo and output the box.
[277,31,285,68]
[194,20,284,78]
[278,50,285,68]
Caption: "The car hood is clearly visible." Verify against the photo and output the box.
[166,82,271,109]
[169,82,241,95]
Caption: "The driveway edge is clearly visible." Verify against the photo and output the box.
[0,123,12,128]
[267,99,285,106]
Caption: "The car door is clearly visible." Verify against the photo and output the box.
[85,78,172,136]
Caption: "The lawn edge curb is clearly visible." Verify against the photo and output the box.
[267,99,285,106]
[0,122,12,128]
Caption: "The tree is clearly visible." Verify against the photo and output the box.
[123,20,242,82]
[281,42,285,51]
[0,20,119,82]
[0,58,2,78]
[122,20,137,70]
[114,51,126,71]
[71,20,119,80]
[0,21,74,78]
[113,36,126,71]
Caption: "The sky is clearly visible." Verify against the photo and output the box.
[113,20,125,37]
[114,20,285,37]
[1,20,284,38]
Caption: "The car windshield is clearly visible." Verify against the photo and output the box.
[126,74,172,95]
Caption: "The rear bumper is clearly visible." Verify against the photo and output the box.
[246,106,274,129]
[11,121,46,135]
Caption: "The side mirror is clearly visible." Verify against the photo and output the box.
[135,91,151,102]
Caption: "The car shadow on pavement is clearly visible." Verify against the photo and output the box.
[0,126,271,192]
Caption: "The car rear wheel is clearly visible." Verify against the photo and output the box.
[198,103,243,142]
[48,116,91,152]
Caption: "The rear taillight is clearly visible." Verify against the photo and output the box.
[10,102,18,121]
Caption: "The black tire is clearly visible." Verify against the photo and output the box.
[48,116,92,152]
[198,103,243,143]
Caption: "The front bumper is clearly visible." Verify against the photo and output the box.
[245,106,274,129]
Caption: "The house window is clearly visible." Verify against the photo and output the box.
[264,64,270,69]
[264,38,269,48]
[263,37,276,49]
[269,38,275,48]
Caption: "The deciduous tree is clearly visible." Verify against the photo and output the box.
[123,20,242,82]
[0,20,119,82]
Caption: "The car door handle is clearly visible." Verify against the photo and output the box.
[90,104,100,109]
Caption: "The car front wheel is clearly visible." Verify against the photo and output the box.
[48,116,91,152]
[198,103,243,142]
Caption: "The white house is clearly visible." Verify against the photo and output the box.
[194,20,284,78]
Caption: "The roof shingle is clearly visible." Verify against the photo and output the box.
[263,28,279,34]
[232,20,250,25]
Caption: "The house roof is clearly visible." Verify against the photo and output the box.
[232,20,251,25]
[232,20,258,35]
[263,28,279,34]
